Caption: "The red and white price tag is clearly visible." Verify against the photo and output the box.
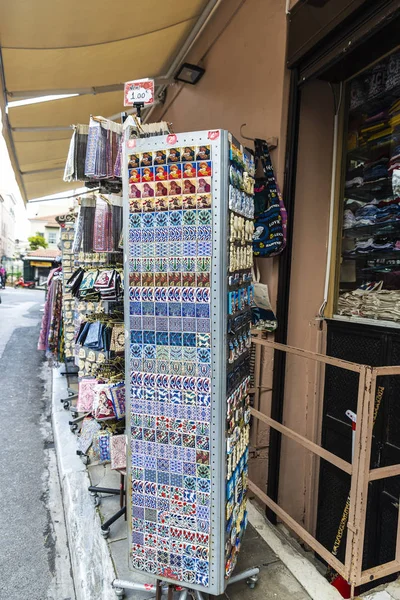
[124,79,154,107]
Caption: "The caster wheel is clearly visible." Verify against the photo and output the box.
[114,587,124,598]
[246,576,258,589]
[70,424,78,433]
[81,455,89,465]
[101,527,110,539]
[63,401,70,410]
[93,496,101,507]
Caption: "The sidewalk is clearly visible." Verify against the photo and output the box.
[52,366,341,600]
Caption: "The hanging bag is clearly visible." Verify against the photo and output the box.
[251,265,278,332]
[253,138,286,257]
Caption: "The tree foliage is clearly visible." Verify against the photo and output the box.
[28,232,48,251]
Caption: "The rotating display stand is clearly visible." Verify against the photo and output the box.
[120,130,257,597]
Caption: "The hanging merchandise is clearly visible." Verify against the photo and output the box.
[77,417,101,454]
[57,214,77,358]
[251,265,278,332]
[92,383,117,420]
[109,381,126,418]
[85,117,123,180]
[74,194,123,255]
[252,138,287,257]
[110,434,127,470]
[124,129,255,595]
[68,267,123,302]
[37,266,64,361]
[64,124,89,182]
[73,196,96,253]
[77,378,99,413]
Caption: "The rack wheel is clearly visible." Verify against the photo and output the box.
[63,400,70,410]
[101,527,110,539]
[114,587,124,598]
[246,575,258,589]
[70,424,78,433]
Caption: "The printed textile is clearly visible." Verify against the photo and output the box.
[77,378,99,412]
[110,434,126,470]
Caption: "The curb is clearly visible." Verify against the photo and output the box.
[52,367,117,600]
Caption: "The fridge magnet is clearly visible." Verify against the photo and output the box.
[167,147,181,163]
[183,162,197,178]
[154,149,167,165]
[128,154,140,168]
[142,167,155,182]
[197,178,211,194]
[155,165,168,181]
[183,179,196,195]
[168,164,182,179]
[197,162,212,177]
[169,180,182,196]
[196,145,211,161]
[129,168,141,184]
[182,195,196,210]
[129,183,141,198]
[169,196,183,210]
[155,197,169,211]
[141,151,153,167]
[155,182,168,197]
[142,182,155,198]
[181,146,195,162]
[197,194,212,209]
[142,197,155,212]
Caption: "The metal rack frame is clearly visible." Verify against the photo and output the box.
[122,130,251,596]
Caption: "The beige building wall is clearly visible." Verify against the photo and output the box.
[150,0,290,491]
[151,0,336,534]
[278,80,335,529]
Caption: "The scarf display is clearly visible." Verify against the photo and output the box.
[73,195,123,254]
[84,117,123,180]
[37,268,64,361]
[64,124,89,182]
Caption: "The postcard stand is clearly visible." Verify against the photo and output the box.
[118,130,258,598]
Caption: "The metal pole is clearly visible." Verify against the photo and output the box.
[111,579,168,593]
[228,567,260,586]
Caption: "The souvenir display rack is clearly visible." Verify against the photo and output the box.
[123,129,255,596]
[56,184,126,465]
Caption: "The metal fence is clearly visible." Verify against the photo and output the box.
[249,337,400,595]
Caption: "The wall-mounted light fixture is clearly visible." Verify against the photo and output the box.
[174,63,205,85]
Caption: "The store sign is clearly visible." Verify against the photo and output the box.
[31,261,52,267]
[124,78,154,107]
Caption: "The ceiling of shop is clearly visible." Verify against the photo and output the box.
[0,0,214,202]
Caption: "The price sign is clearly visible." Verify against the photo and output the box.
[124,79,154,107]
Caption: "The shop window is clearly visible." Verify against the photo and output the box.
[336,48,400,325]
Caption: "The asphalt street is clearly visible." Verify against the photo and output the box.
[0,287,75,600]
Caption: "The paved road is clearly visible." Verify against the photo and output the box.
[0,287,75,600]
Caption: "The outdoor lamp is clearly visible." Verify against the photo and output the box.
[174,63,205,85]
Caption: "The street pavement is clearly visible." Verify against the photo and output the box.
[0,287,75,600]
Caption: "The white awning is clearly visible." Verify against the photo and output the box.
[0,0,218,201]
